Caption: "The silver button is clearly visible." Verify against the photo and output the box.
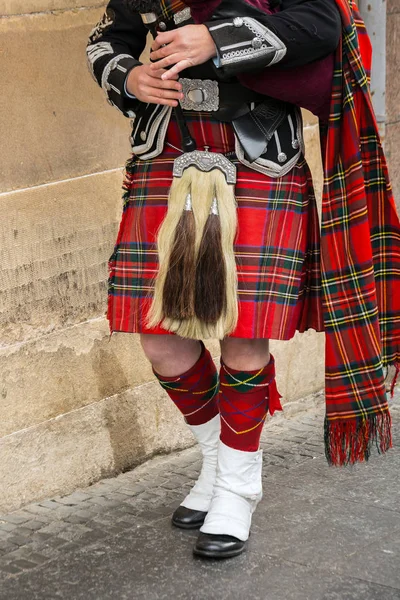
[292,139,300,150]
[278,152,287,163]
[158,21,167,31]
[140,131,147,142]
[252,38,263,49]
[233,17,244,27]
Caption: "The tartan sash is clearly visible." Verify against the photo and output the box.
[320,0,400,465]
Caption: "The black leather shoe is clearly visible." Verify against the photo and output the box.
[171,506,208,530]
[193,532,247,559]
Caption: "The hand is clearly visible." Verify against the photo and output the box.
[149,24,217,80]
[126,64,184,107]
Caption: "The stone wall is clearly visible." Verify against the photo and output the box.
[386,0,400,209]
[3,0,396,513]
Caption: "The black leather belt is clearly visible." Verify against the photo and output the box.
[179,78,263,120]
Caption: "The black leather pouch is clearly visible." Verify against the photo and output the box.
[233,101,304,178]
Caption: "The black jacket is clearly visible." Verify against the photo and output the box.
[87,0,341,118]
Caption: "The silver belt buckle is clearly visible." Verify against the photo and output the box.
[180,78,219,112]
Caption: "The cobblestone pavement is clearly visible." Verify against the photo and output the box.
[1,392,400,600]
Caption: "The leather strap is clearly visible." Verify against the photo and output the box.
[181,80,263,121]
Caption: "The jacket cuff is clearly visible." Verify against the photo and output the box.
[205,17,287,76]
[101,55,141,117]
[124,66,139,100]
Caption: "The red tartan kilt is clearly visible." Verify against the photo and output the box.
[107,112,324,339]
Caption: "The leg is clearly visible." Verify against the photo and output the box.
[140,334,201,378]
[219,338,280,452]
[141,334,219,426]
[141,334,220,528]
[220,338,270,371]
[194,339,282,559]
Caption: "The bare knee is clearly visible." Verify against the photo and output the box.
[140,334,201,377]
[220,338,270,371]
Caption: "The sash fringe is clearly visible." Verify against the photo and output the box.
[324,411,392,467]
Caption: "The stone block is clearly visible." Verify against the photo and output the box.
[0,8,131,192]
[0,319,146,436]
[0,402,113,513]
[386,121,400,212]
[303,122,323,211]
[0,1,104,15]
[0,169,124,345]
[0,379,194,513]
[271,331,325,402]
[386,12,400,124]
[302,109,319,128]
[387,0,400,14]
[105,384,195,473]
[0,317,221,437]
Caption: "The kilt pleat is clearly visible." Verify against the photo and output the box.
[107,113,324,339]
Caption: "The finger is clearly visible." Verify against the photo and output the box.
[161,59,192,80]
[154,30,178,47]
[153,53,183,71]
[150,44,177,63]
[149,64,179,80]
[160,79,183,91]
[145,86,184,101]
[145,74,182,91]
[147,66,165,78]
[151,39,162,52]
[149,49,161,63]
